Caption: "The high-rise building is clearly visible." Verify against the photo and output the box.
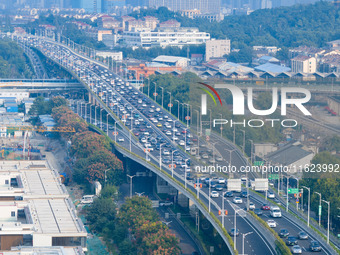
[80,0,101,12]
[148,0,221,14]
[205,38,231,61]
[102,0,126,13]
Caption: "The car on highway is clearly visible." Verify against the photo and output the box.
[211,191,219,198]
[266,220,277,228]
[241,191,248,197]
[215,184,224,191]
[291,245,302,254]
[298,231,308,240]
[224,191,234,197]
[249,202,255,210]
[286,236,298,246]
[229,228,239,236]
[267,191,275,198]
[159,201,173,206]
[254,208,263,216]
[279,229,290,238]
[233,197,242,204]
[309,240,322,252]
[118,137,125,142]
[261,204,271,210]
[217,177,225,184]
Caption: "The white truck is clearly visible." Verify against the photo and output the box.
[270,206,282,218]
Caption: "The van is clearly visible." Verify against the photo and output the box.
[81,195,96,204]
[270,206,282,218]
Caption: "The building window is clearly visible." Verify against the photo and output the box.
[5,180,9,184]
[11,211,15,217]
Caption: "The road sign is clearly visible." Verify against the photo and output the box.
[140,84,144,87]
[112,132,118,135]
[153,92,158,96]
[296,198,299,203]
[268,174,279,180]
[168,164,176,168]
[288,188,299,194]
[206,136,210,141]
[319,205,322,216]
[185,116,191,120]
[168,103,173,107]
[254,161,264,166]
[205,129,211,136]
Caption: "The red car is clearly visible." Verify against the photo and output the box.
[134,132,140,136]
[261,204,270,210]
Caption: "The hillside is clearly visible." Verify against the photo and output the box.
[132,1,340,49]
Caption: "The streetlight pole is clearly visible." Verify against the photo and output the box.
[241,129,246,153]
[242,232,253,255]
[154,82,157,102]
[175,100,180,120]
[167,91,172,113]
[184,158,189,189]
[302,186,310,227]
[100,108,104,130]
[285,175,294,212]
[294,177,299,211]
[160,86,164,109]
[171,150,177,178]
[315,192,322,226]
[127,174,136,198]
[322,199,330,244]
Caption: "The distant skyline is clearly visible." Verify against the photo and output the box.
[0,0,336,13]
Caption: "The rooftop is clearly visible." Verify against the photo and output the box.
[153,55,190,63]
[265,143,313,166]
[255,63,291,73]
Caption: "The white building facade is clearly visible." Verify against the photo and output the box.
[123,28,210,48]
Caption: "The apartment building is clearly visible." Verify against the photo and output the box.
[291,56,317,73]
[205,39,231,61]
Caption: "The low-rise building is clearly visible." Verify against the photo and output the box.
[95,51,123,61]
[158,19,181,28]
[153,55,190,67]
[265,142,314,170]
[122,27,210,48]
[0,161,87,251]
[291,56,316,73]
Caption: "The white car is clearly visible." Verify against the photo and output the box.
[249,202,255,210]
[118,137,125,142]
[267,220,277,228]
[267,191,275,198]
[179,140,185,146]
[218,177,225,184]
[211,191,219,198]
[166,131,172,136]
[233,197,242,204]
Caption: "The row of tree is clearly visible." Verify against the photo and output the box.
[0,38,34,78]
[300,137,340,233]
[51,103,124,187]
[86,195,181,255]
[29,96,124,188]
